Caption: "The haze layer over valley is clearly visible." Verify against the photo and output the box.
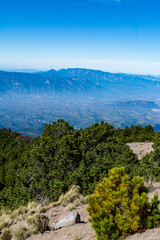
[1,68,160,136]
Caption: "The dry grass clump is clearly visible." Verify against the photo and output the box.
[39,204,52,214]
[0,229,12,240]
[0,201,53,234]
[25,215,37,234]
[0,202,41,232]
[0,205,30,232]
[58,185,88,209]
[33,214,49,233]
[26,215,34,226]
[10,206,28,221]
[0,215,13,231]
[26,202,41,216]
[26,201,54,215]
[26,214,49,233]
[0,208,12,217]
[50,208,57,218]
[67,195,88,211]
[12,227,30,240]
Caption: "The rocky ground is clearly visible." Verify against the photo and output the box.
[28,204,96,240]
[125,227,160,240]
[127,142,154,160]
[29,198,160,240]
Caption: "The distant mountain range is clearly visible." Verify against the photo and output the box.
[1,68,160,135]
[1,68,160,100]
[112,100,160,109]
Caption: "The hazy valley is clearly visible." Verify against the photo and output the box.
[1,68,160,135]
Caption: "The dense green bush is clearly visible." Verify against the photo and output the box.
[87,167,160,240]
[20,120,138,203]
[114,124,154,143]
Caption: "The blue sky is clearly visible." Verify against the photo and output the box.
[0,0,160,74]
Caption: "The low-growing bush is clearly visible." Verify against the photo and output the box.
[87,167,160,240]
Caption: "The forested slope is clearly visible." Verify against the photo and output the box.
[0,120,157,209]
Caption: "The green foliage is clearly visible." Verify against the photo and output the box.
[23,120,139,202]
[0,128,34,208]
[115,124,154,143]
[87,167,160,240]
[0,121,156,209]
[146,194,160,228]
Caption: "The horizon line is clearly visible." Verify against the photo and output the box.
[0,67,159,77]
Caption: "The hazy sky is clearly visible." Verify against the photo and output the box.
[0,0,160,74]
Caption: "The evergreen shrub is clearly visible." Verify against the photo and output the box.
[87,167,160,240]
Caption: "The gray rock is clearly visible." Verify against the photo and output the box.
[54,211,80,230]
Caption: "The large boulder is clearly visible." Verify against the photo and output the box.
[54,211,80,230]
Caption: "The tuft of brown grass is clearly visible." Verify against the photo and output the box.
[0,228,12,240]
[26,214,49,233]
[0,215,13,231]
[26,214,36,226]
[58,185,88,207]
[39,205,50,214]
[49,208,57,218]
[10,206,28,221]
[12,227,30,240]
[0,200,53,233]
[26,202,41,216]
[0,208,12,217]
[0,202,41,232]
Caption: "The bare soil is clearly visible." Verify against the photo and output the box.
[28,204,96,240]
[127,142,154,160]
[125,227,160,240]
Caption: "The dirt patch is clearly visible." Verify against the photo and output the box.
[127,142,154,160]
[125,227,160,240]
[28,204,96,240]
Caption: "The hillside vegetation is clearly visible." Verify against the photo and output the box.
[0,119,157,209]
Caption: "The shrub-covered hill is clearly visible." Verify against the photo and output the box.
[0,120,157,209]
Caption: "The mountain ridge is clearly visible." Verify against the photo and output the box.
[1,68,160,99]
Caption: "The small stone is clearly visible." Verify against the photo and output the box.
[54,211,80,230]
